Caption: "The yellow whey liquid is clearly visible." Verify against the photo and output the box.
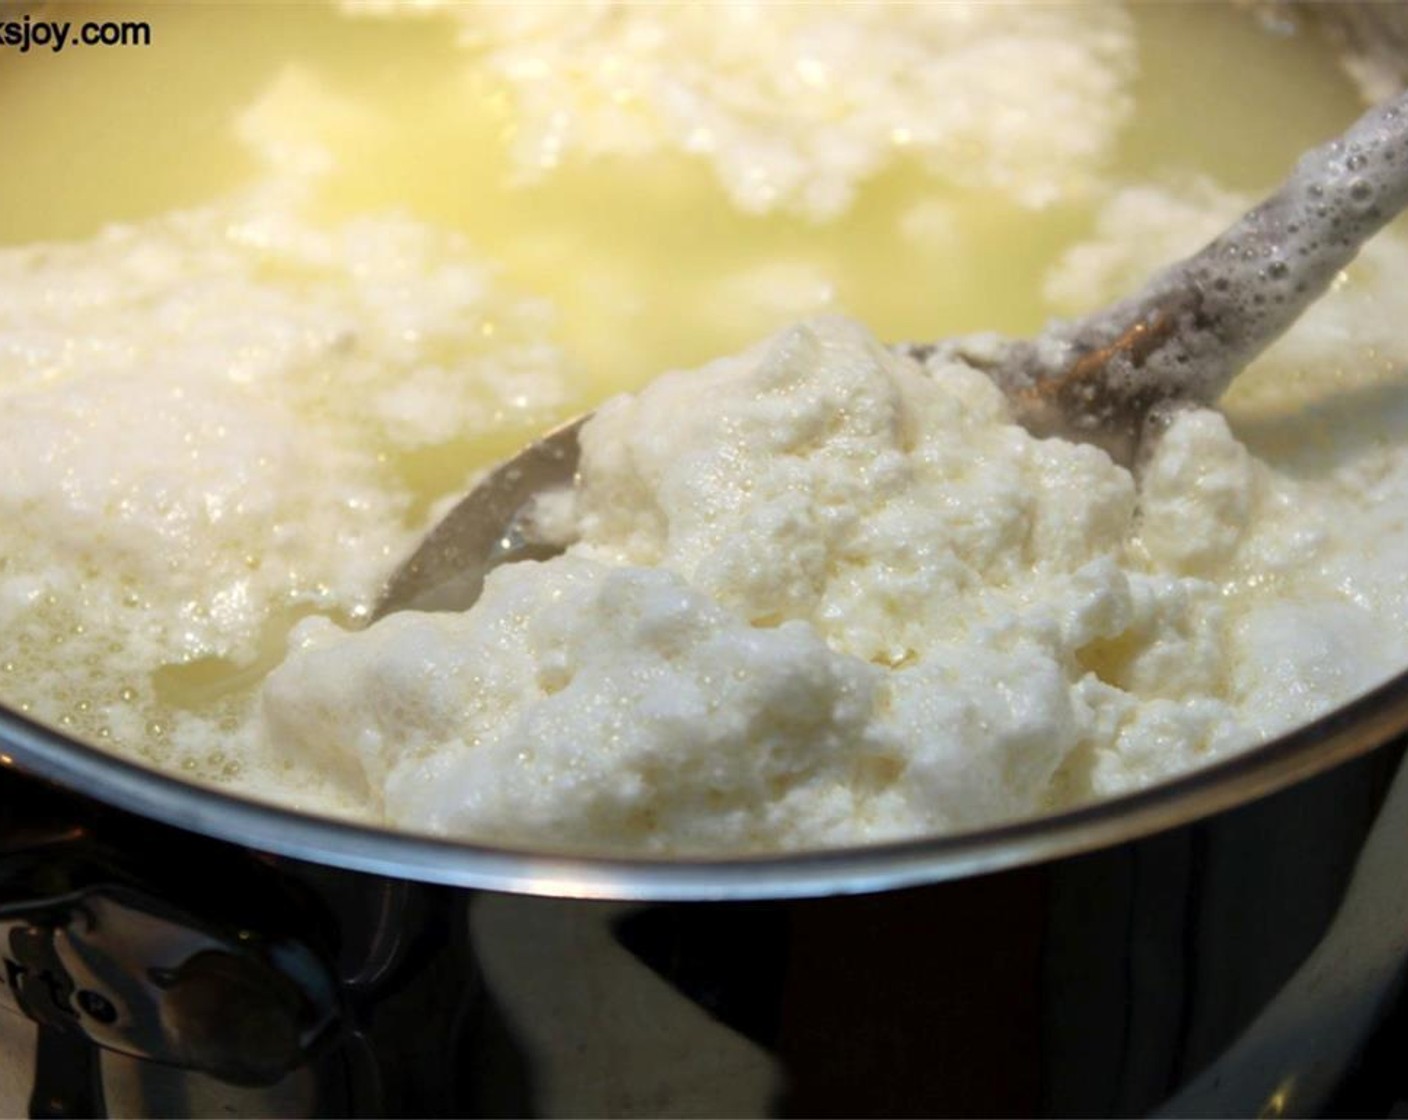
[0,2,1390,841]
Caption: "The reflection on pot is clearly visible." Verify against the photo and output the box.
[1,739,1404,1116]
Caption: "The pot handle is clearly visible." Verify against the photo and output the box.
[0,827,340,1112]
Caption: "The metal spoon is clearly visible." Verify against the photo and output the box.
[375,89,1408,620]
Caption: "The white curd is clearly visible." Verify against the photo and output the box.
[0,2,1401,853]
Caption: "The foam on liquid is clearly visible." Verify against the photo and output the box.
[0,3,1384,823]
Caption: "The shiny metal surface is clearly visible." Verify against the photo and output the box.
[1,743,1405,1116]
[373,415,586,620]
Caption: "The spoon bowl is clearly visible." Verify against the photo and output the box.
[376,88,1408,619]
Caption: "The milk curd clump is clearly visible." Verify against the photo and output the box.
[261,306,1408,853]
[342,1,1134,217]
[0,178,572,803]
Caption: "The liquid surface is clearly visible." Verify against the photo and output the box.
[0,3,1361,377]
[0,2,1398,841]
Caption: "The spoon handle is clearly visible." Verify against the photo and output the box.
[378,90,1408,619]
[995,88,1408,460]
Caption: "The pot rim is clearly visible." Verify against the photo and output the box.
[2,663,1406,901]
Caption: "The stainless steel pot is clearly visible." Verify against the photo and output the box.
[4,4,1408,1116]
[2,646,1408,1116]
